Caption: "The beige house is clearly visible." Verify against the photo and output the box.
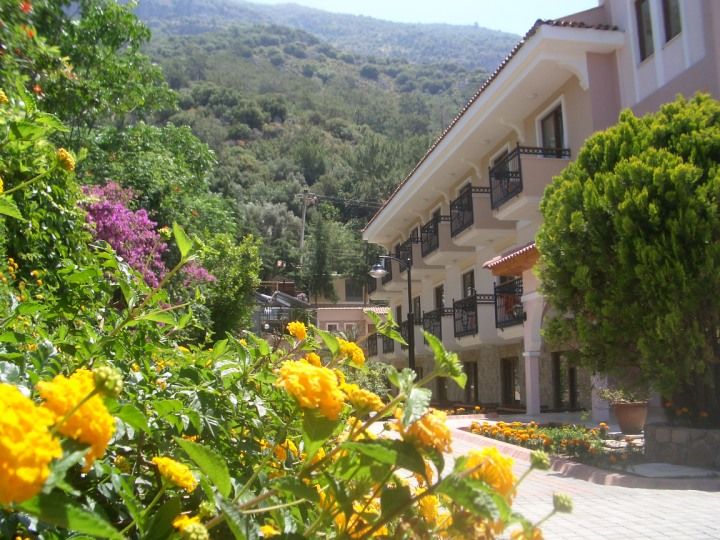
[363,0,720,419]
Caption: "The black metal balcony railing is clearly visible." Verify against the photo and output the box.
[381,257,393,285]
[423,309,443,341]
[396,238,413,272]
[495,278,525,328]
[420,217,439,257]
[450,185,473,237]
[367,276,377,294]
[366,333,378,357]
[382,334,394,354]
[490,144,571,210]
[453,296,478,338]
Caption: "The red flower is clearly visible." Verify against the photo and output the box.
[32,84,42,95]
[20,1,32,14]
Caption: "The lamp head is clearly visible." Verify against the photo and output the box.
[369,261,388,279]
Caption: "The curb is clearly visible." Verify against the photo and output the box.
[452,428,720,491]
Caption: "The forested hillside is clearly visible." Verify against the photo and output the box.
[135,0,519,71]
[144,21,503,291]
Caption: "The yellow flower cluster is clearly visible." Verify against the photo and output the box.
[342,383,384,412]
[153,456,198,492]
[276,359,345,420]
[395,408,452,453]
[0,384,62,504]
[259,523,280,537]
[56,148,75,171]
[463,447,516,502]
[287,321,307,340]
[0,175,3,194]
[0,89,8,104]
[37,368,115,471]
[173,514,201,530]
[305,351,321,366]
[172,514,209,540]
[418,492,439,523]
[338,338,365,367]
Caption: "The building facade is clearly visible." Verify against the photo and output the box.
[363,0,720,419]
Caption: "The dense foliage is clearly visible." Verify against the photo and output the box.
[538,94,720,424]
[133,0,519,71]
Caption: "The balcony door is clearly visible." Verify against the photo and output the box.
[540,105,564,156]
[501,357,521,407]
[552,352,578,410]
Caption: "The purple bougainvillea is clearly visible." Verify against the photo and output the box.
[181,260,216,287]
[83,182,168,287]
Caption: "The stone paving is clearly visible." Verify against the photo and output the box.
[449,420,720,539]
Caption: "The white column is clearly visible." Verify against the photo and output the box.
[522,285,544,416]
[523,351,541,415]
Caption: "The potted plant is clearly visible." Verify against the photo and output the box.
[598,385,649,435]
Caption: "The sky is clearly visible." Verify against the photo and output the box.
[248,0,601,35]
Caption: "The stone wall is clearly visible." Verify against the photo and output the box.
[645,424,720,469]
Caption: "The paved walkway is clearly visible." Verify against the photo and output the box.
[448,418,720,539]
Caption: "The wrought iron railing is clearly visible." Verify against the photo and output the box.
[382,334,394,354]
[489,145,571,209]
[421,217,439,257]
[381,257,393,285]
[396,238,413,272]
[366,333,378,357]
[495,278,524,328]
[423,309,443,341]
[450,185,473,237]
[453,296,478,338]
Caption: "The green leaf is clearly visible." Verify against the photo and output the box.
[380,485,412,519]
[388,368,416,394]
[273,477,318,502]
[173,222,192,258]
[302,410,339,462]
[424,331,466,388]
[19,492,123,539]
[402,387,432,427]
[316,328,339,356]
[135,310,176,326]
[152,398,183,417]
[0,196,23,219]
[110,474,144,532]
[437,476,499,521]
[342,440,426,476]
[218,497,248,540]
[63,268,100,284]
[117,404,150,433]
[212,338,229,358]
[175,437,232,498]
[143,496,181,540]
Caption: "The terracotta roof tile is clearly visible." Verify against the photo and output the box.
[482,241,537,269]
[364,19,619,232]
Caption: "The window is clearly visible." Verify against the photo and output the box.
[413,296,421,319]
[540,105,564,154]
[395,305,402,323]
[344,279,363,302]
[434,285,444,309]
[344,322,358,337]
[636,0,654,61]
[462,270,475,298]
[662,0,681,42]
[327,323,339,332]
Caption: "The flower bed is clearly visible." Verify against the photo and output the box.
[468,421,644,467]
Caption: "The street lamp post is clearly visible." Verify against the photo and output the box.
[369,255,415,373]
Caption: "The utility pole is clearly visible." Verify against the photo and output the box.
[298,188,316,268]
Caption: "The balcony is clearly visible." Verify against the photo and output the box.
[453,296,478,338]
[366,332,378,357]
[494,278,525,329]
[382,334,395,354]
[420,216,473,266]
[450,185,515,248]
[490,145,571,221]
[422,308,446,341]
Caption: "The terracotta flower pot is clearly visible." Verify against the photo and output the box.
[612,401,648,434]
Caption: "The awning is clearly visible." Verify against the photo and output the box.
[482,242,539,276]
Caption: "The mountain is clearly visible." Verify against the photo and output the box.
[133,0,519,71]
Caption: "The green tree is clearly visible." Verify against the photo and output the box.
[537,94,720,420]
[303,211,336,303]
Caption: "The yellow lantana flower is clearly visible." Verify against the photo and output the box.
[395,408,452,453]
[37,368,115,471]
[0,384,62,504]
[153,456,198,492]
[338,338,365,367]
[463,447,516,502]
[287,321,307,340]
[0,176,4,194]
[276,359,345,420]
[172,514,201,531]
[343,383,384,412]
[56,148,75,171]
[0,90,7,104]
[259,523,281,537]
[305,351,321,366]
